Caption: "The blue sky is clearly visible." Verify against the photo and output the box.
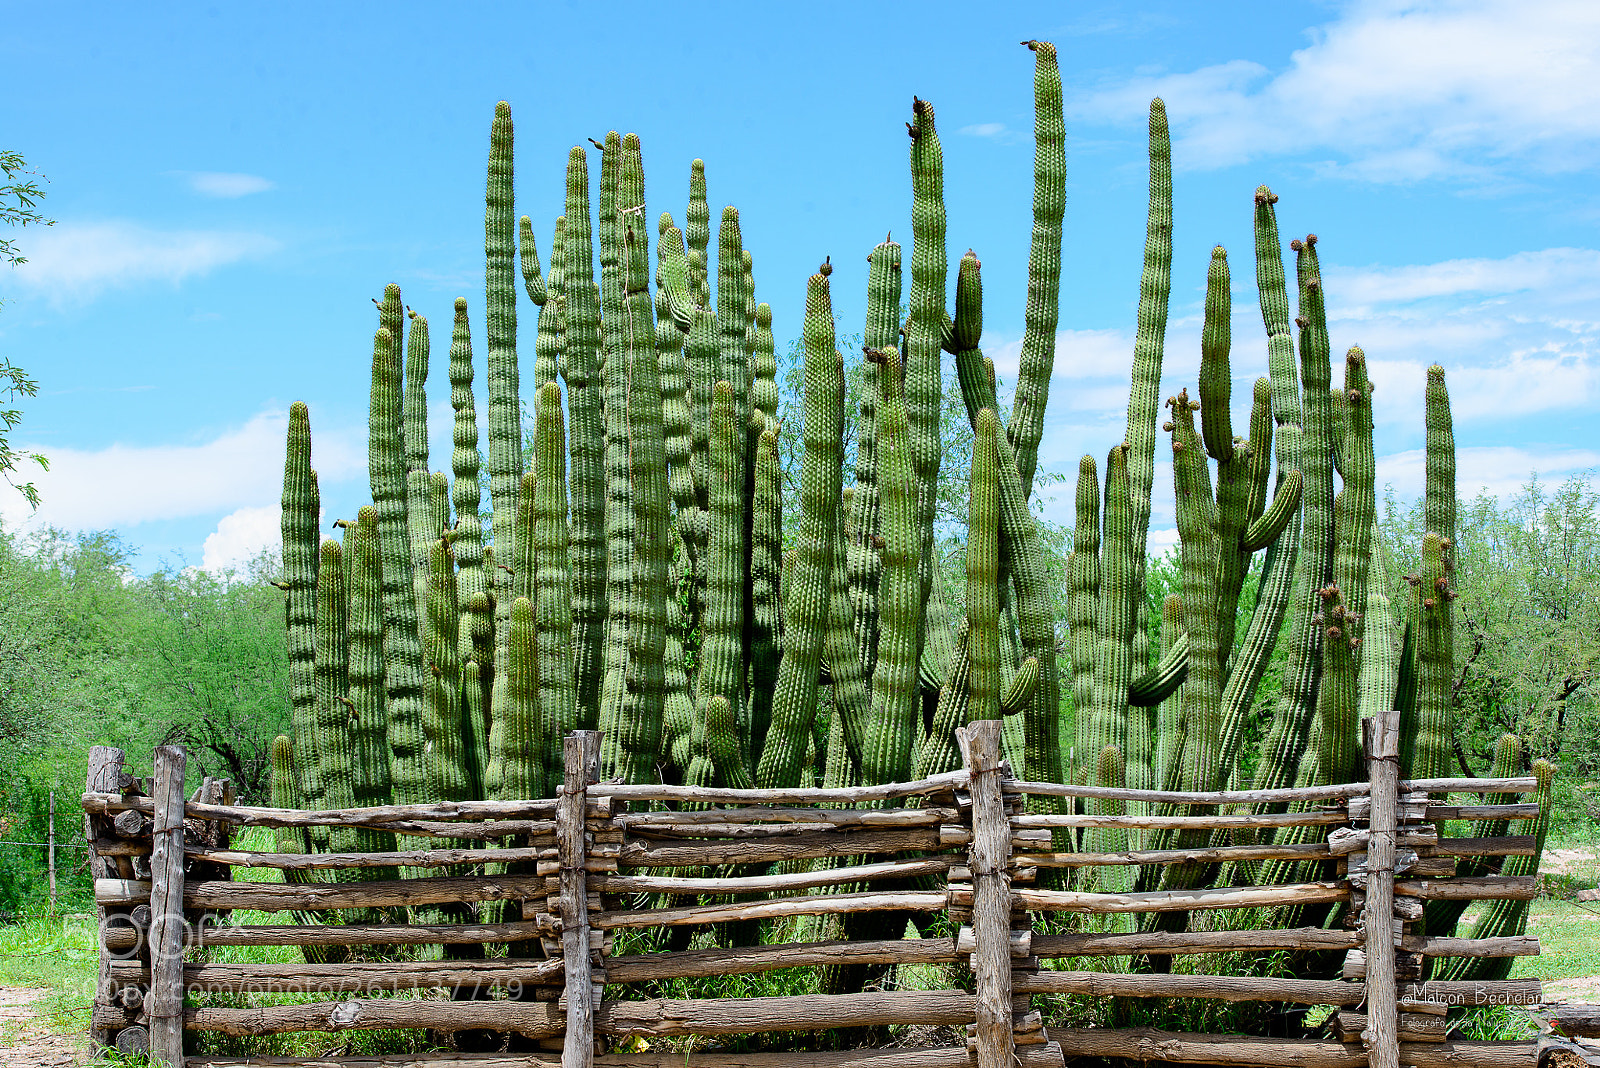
[3,0,1598,572]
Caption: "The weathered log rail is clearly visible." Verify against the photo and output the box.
[84,722,1543,1068]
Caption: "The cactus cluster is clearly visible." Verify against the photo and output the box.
[269,37,1548,976]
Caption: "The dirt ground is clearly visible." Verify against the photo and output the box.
[0,987,86,1068]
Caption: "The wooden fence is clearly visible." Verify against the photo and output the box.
[81,713,1545,1068]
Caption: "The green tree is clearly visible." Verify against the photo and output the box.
[1,150,52,508]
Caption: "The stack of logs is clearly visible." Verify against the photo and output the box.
[1332,709,1543,1052]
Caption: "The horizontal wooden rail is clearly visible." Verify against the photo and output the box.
[184,989,978,1037]
[593,890,947,929]
[1004,780,1368,805]
[994,880,1349,915]
[1433,836,1535,857]
[617,828,943,867]
[591,770,967,805]
[1031,928,1361,957]
[82,793,572,827]
[1012,972,1363,1005]
[1402,935,1540,958]
[97,872,547,911]
[616,806,956,828]
[604,938,960,982]
[187,844,547,870]
[1394,876,1537,900]
[105,917,550,951]
[1051,1030,1535,1068]
[587,856,953,895]
[1015,841,1331,868]
[1009,811,1346,830]
[186,1047,1070,1068]
[110,957,566,994]
[1399,777,1537,794]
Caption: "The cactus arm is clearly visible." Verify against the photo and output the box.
[849,240,901,677]
[751,302,779,431]
[485,104,522,723]
[533,383,577,787]
[616,156,670,786]
[685,159,710,302]
[698,381,747,768]
[448,299,488,676]
[403,312,438,644]
[1168,390,1224,796]
[1008,40,1066,498]
[313,538,352,857]
[968,409,1002,724]
[860,345,919,789]
[918,619,971,779]
[1068,454,1101,782]
[422,537,470,810]
[1248,235,1336,797]
[748,421,784,763]
[598,131,633,751]
[1425,365,1456,556]
[491,597,542,800]
[281,401,320,812]
[1198,247,1234,464]
[1001,657,1039,716]
[1090,445,1136,778]
[1124,99,1174,676]
[531,220,563,392]
[1319,348,1376,787]
[1241,470,1303,552]
[1128,631,1189,707]
[367,325,428,810]
[561,145,606,731]
[519,215,547,307]
[658,223,699,531]
[756,268,844,788]
[705,694,754,790]
[1414,531,1455,781]
[716,206,750,456]
[1329,386,1348,480]
[1358,529,1400,723]
[1244,377,1275,524]
[906,96,947,651]
[1152,595,1185,799]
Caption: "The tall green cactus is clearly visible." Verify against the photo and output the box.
[281,402,320,811]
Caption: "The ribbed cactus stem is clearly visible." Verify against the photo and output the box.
[448,298,488,673]
[658,223,699,541]
[685,159,710,302]
[755,268,844,789]
[598,130,634,748]
[345,508,394,858]
[1124,99,1173,677]
[861,346,919,790]
[906,96,946,647]
[485,104,522,727]
[532,383,576,789]
[1168,390,1223,797]
[1068,455,1101,782]
[1153,594,1185,794]
[1009,40,1065,499]
[490,597,542,800]
[715,206,749,459]
[531,217,563,391]
[967,410,1001,723]
[1414,531,1454,781]
[313,539,352,851]
[403,311,434,636]
[706,694,753,790]
[519,214,546,307]
[748,420,783,763]
[270,734,308,858]
[423,537,470,808]
[751,302,778,431]
[368,325,427,811]
[561,144,605,731]
[281,401,320,812]
[616,159,669,786]
[1090,445,1135,776]
[698,381,746,769]
[849,240,900,678]
[1358,531,1399,722]
[1425,365,1456,561]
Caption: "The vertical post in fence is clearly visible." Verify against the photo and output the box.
[966,720,1014,1068]
[85,745,125,1053]
[148,745,187,1068]
[560,731,601,1068]
[1364,709,1400,1068]
[47,790,56,914]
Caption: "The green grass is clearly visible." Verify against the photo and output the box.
[0,909,99,1046]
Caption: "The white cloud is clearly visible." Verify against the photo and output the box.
[1075,0,1600,182]
[5,221,278,301]
[1377,444,1600,501]
[0,409,363,534]
[185,172,275,198]
[202,505,282,574]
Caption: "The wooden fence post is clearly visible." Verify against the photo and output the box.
[47,790,56,914]
[561,731,602,1068]
[966,720,1014,1068]
[1364,710,1400,1068]
[148,745,187,1068]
